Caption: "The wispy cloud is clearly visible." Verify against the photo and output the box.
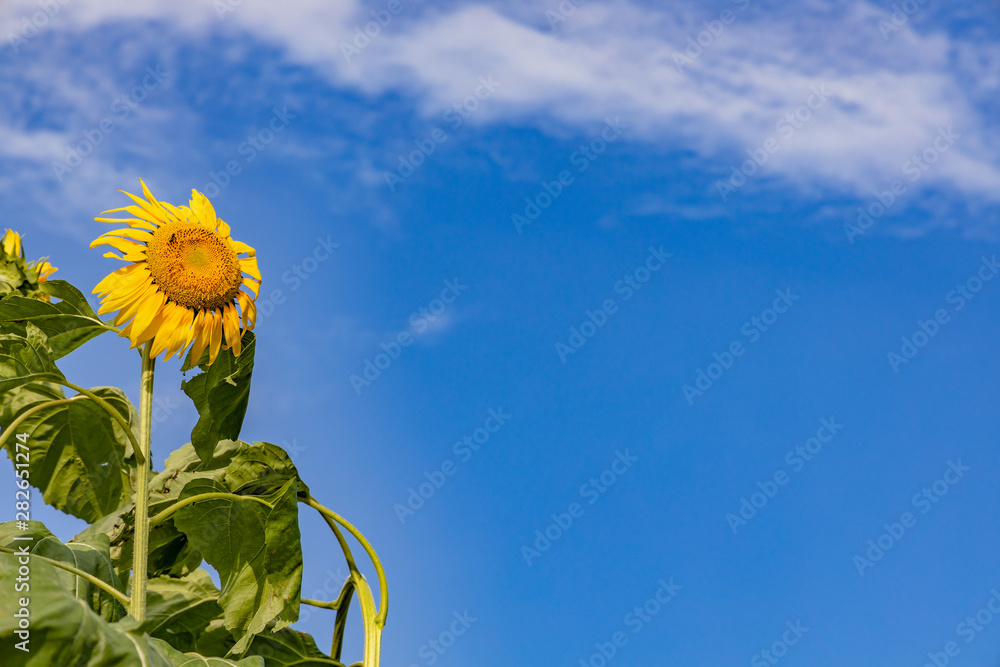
[2,0,999,231]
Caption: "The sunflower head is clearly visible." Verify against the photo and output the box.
[0,228,57,299]
[91,180,261,365]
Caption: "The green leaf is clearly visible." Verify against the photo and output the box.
[3,386,135,523]
[0,548,266,666]
[181,332,256,464]
[0,521,125,621]
[79,440,306,655]
[78,499,203,587]
[148,637,266,667]
[118,569,226,653]
[245,628,347,666]
[0,322,63,393]
[173,477,302,655]
[150,440,304,653]
[0,380,62,429]
[0,280,111,359]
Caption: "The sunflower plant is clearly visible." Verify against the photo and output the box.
[0,182,387,666]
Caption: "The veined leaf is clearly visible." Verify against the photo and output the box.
[0,521,124,622]
[0,380,62,430]
[3,386,134,523]
[181,332,255,464]
[0,322,62,393]
[0,280,111,359]
[0,548,266,667]
[245,628,347,666]
[118,569,226,653]
[173,477,302,654]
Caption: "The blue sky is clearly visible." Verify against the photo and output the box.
[2,0,1000,664]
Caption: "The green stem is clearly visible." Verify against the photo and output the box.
[301,597,342,610]
[52,378,143,464]
[304,495,389,627]
[0,546,130,609]
[149,493,273,527]
[350,570,382,667]
[0,396,86,452]
[129,342,154,621]
[331,577,356,661]
[307,498,359,573]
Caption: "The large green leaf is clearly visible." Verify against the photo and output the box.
[2,386,135,523]
[245,628,347,666]
[0,280,111,359]
[0,550,166,666]
[0,521,124,621]
[173,477,302,654]
[119,569,226,653]
[181,332,256,464]
[0,322,62,393]
[148,440,304,654]
[80,440,306,655]
[0,549,265,667]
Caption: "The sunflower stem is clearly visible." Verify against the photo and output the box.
[129,342,155,621]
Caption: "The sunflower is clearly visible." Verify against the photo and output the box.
[2,229,58,295]
[91,180,260,365]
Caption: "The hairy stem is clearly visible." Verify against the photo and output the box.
[129,342,154,621]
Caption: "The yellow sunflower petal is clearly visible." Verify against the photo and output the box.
[221,304,242,356]
[206,309,224,365]
[128,288,168,345]
[150,302,188,358]
[188,311,210,364]
[240,257,261,282]
[121,191,170,225]
[242,277,261,299]
[231,240,254,256]
[164,308,196,360]
[190,190,217,228]
[3,230,22,257]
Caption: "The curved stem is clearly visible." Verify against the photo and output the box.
[305,495,388,627]
[306,497,359,573]
[149,493,273,527]
[331,578,356,661]
[0,546,130,609]
[0,396,86,452]
[350,570,382,666]
[52,378,143,464]
[129,342,154,621]
[301,597,341,610]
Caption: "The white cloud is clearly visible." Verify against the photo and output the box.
[1,0,999,217]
